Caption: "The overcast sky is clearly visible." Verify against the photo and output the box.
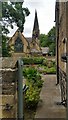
[8,0,56,37]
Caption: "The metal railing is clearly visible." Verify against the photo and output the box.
[59,68,67,106]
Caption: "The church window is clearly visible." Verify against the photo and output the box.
[14,37,23,52]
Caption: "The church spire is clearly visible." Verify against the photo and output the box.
[32,10,40,40]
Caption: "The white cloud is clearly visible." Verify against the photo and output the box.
[23,0,56,37]
[8,0,56,37]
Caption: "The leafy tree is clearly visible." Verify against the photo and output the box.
[2,35,11,57]
[2,1,30,56]
[39,26,56,56]
[39,34,48,47]
[49,43,56,55]
[47,26,56,55]
[2,2,30,34]
[47,26,56,44]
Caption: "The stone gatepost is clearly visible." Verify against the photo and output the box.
[1,57,18,118]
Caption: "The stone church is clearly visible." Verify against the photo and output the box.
[8,10,42,57]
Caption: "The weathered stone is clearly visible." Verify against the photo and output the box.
[0,57,18,118]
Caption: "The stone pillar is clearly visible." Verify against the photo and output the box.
[1,57,18,118]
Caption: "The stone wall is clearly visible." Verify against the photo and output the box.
[66,2,68,53]
[0,57,18,118]
[58,2,66,72]
[56,2,68,74]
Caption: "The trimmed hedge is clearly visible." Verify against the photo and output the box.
[22,57,44,65]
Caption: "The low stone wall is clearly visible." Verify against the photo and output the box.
[1,57,18,118]
[1,57,17,94]
[2,70,17,83]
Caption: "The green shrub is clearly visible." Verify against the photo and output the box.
[23,67,38,83]
[38,65,56,74]
[47,67,56,74]
[23,66,43,82]
[42,59,48,66]
[22,58,33,65]
[25,85,40,108]
[22,57,44,65]
[34,79,43,88]
[43,59,56,68]
[44,66,56,74]
[23,66,43,108]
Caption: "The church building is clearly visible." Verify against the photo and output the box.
[8,10,42,57]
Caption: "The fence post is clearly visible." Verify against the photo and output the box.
[17,59,23,119]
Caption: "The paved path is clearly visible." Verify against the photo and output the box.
[35,75,66,119]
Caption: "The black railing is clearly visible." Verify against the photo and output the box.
[59,68,67,106]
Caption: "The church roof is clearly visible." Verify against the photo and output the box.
[26,37,32,43]
[8,29,29,44]
[41,47,49,54]
[31,48,41,53]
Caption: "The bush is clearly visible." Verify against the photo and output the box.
[44,66,56,74]
[23,67,38,82]
[23,66,43,108]
[25,85,40,108]
[47,67,56,74]
[42,59,48,66]
[22,57,44,65]
[43,59,56,68]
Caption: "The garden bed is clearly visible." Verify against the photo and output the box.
[23,66,43,119]
[22,57,56,119]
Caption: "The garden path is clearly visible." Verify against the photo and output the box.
[35,75,66,119]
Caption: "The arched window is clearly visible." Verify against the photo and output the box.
[14,37,23,52]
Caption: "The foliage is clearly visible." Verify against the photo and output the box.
[42,59,48,66]
[25,84,40,108]
[43,59,56,67]
[44,66,56,74]
[39,34,48,47]
[38,66,56,74]
[2,2,30,34]
[38,60,56,74]
[23,67,43,86]
[23,67,37,82]
[23,67,43,108]
[39,26,56,56]
[22,57,44,65]
[2,1,30,56]
[2,35,11,57]
[47,26,56,55]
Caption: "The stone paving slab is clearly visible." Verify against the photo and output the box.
[35,75,66,119]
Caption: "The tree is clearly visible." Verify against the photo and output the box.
[2,1,30,56]
[47,26,56,55]
[39,26,56,56]
[39,34,48,47]
[2,2,30,34]
[2,35,11,57]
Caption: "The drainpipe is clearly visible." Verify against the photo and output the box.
[17,59,23,119]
